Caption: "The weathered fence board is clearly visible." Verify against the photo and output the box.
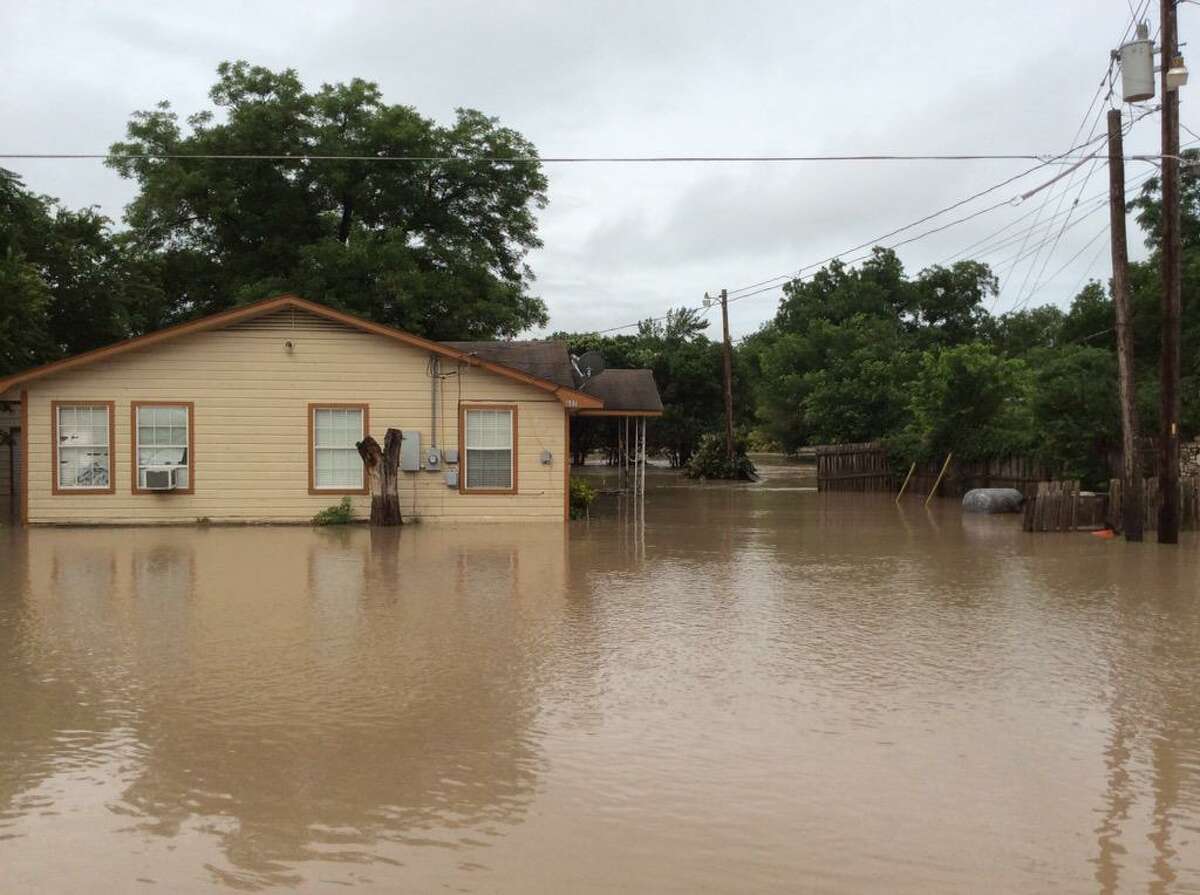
[814,443,1051,498]
[1107,476,1200,532]
[907,455,1052,499]
[1021,481,1105,532]
[815,442,893,492]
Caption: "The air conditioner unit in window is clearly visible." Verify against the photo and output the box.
[144,467,177,491]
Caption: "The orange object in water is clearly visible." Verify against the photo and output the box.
[1091,529,1117,539]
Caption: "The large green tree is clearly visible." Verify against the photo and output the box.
[1028,345,1119,485]
[742,249,998,452]
[1,168,155,375]
[898,342,1034,462]
[107,61,550,339]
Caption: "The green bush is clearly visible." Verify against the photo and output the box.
[569,477,597,520]
[684,433,758,481]
[312,496,354,526]
[744,428,783,453]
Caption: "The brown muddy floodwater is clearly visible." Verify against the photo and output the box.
[2,460,1199,893]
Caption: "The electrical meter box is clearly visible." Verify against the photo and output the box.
[400,430,421,472]
[425,447,442,470]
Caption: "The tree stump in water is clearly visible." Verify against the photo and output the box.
[356,428,404,526]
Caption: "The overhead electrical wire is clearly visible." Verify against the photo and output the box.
[996,79,1115,307]
[1005,118,1109,307]
[943,164,1156,264]
[0,150,1167,164]
[995,0,1151,307]
[1067,237,1115,300]
[1008,222,1113,317]
[720,134,1114,302]
[584,136,1167,337]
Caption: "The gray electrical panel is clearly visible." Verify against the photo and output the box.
[400,430,421,472]
[445,469,459,488]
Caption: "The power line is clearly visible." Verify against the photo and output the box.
[722,132,1114,300]
[997,94,1110,307]
[1006,221,1112,316]
[944,166,1155,263]
[0,150,1175,165]
[563,5,1167,338]
[991,2,1150,307]
[1067,236,1114,299]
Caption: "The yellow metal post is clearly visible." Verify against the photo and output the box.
[895,462,917,503]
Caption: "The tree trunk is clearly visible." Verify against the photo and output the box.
[356,428,404,525]
[337,195,354,245]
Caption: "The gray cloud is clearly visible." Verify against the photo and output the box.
[0,1,1168,338]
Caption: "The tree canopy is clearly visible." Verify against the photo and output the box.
[106,61,550,339]
[4,71,1197,489]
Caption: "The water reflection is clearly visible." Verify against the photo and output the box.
[2,525,566,889]
[1,481,1199,892]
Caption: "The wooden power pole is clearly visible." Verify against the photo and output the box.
[1107,108,1144,541]
[1159,0,1183,543]
[719,288,735,461]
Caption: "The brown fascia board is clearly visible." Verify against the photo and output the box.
[0,294,604,410]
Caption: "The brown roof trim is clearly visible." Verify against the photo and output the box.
[0,294,603,409]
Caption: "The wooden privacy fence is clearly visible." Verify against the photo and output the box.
[905,455,1051,499]
[814,443,1050,498]
[1107,476,1200,532]
[1021,481,1108,532]
[815,442,893,492]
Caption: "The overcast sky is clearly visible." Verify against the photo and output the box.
[1,1,1184,338]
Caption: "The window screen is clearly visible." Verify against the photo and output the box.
[136,405,190,488]
[464,408,514,490]
[57,404,110,489]
[313,407,364,489]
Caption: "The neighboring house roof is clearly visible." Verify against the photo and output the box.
[446,341,664,416]
[0,294,603,410]
[577,369,664,416]
[444,340,576,390]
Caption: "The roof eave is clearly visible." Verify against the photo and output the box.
[0,294,605,409]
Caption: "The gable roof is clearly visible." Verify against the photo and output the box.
[444,340,576,389]
[578,369,664,415]
[0,294,603,409]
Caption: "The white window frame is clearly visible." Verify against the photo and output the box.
[53,402,113,493]
[461,404,517,494]
[310,404,367,493]
[133,402,192,493]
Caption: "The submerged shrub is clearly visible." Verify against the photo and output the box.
[684,433,758,481]
[312,496,354,526]
[569,477,597,520]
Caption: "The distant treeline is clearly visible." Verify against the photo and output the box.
[555,156,1200,488]
[2,62,1197,490]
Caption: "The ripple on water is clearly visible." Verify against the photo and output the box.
[1,496,1199,893]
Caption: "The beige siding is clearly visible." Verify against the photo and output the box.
[23,310,568,525]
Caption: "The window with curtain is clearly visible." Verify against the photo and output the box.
[312,406,365,490]
[56,404,111,489]
[464,406,515,491]
[135,404,190,489]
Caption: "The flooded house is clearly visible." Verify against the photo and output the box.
[0,294,661,526]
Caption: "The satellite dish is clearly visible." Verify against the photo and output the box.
[577,350,607,379]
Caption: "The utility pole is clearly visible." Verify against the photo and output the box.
[1107,108,1144,541]
[720,288,735,461]
[1159,0,1183,543]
